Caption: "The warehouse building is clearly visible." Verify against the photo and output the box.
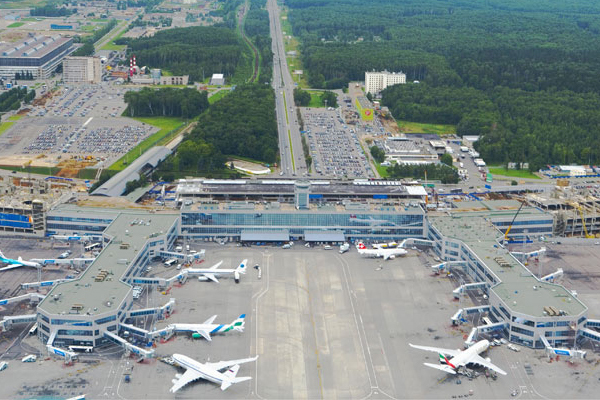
[0,34,74,80]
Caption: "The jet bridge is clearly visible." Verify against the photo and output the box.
[0,292,45,306]
[103,330,155,360]
[510,247,546,262]
[127,298,175,319]
[0,314,37,331]
[21,278,74,290]
[464,321,507,347]
[30,258,95,266]
[540,268,563,283]
[453,282,488,299]
[541,335,586,359]
[451,305,491,325]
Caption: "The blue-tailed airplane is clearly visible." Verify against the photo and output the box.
[0,250,41,272]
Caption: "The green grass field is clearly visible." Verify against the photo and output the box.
[8,22,25,28]
[108,117,185,171]
[398,120,456,135]
[307,91,325,107]
[375,163,390,178]
[280,11,308,88]
[488,166,540,179]
[208,89,230,104]
[0,122,15,137]
[8,114,24,121]
[100,25,129,51]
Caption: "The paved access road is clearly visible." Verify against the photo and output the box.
[267,0,307,178]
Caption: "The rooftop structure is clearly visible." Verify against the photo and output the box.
[210,73,224,86]
[93,146,171,197]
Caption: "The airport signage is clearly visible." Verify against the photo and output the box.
[40,281,53,287]
[53,349,65,356]
[554,349,570,356]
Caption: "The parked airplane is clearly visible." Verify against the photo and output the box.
[192,259,247,283]
[170,353,258,392]
[0,250,41,272]
[356,242,407,260]
[409,339,507,376]
[172,314,246,341]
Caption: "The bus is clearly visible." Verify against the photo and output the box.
[85,243,101,252]
[68,345,93,353]
[29,323,38,336]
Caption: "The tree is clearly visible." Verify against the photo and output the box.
[370,145,385,163]
[321,91,337,108]
[293,88,311,106]
[440,153,453,166]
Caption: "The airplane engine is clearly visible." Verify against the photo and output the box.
[485,357,491,363]
[389,255,395,260]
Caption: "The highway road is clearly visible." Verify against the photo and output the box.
[267,0,307,178]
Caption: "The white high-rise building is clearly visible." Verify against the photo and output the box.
[63,56,102,84]
[365,70,406,95]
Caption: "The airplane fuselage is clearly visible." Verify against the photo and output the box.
[445,340,489,369]
[173,354,225,386]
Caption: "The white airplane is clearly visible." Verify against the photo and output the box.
[356,242,407,260]
[0,250,41,272]
[170,314,245,341]
[191,259,247,283]
[409,339,507,376]
[170,353,258,392]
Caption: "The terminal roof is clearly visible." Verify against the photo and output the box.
[429,210,586,318]
[38,212,177,316]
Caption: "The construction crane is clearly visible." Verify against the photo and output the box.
[504,202,524,242]
[567,201,593,238]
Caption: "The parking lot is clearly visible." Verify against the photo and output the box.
[302,107,374,179]
[0,84,156,168]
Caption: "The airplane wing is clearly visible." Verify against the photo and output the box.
[409,343,461,358]
[194,329,212,341]
[423,362,457,374]
[205,355,258,371]
[471,354,507,375]
[209,261,223,270]
[0,263,23,272]
[202,273,219,283]
[202,315,218,325]
[170,368,204,393]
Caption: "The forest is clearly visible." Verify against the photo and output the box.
[123,87,209,118]
[284,0,600,169]
[117,26,250,83]
[244,0,273,84]
[155,84,277,178]
[30,5,73,17]
[0,87,35,113]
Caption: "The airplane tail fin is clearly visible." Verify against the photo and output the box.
[236,259,248,274]
[230,314,245,332]
[357,242,366,250]
[220,365,252,390]
[0,249,5,259]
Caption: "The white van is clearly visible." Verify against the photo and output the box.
[164,258,177,267]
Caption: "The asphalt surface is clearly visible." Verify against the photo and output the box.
[267,0,307,178]
[3,241,600,398]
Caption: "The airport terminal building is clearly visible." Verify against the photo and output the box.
[426,201,586,349]
[7,189,598,351]
[36,212,178,348]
